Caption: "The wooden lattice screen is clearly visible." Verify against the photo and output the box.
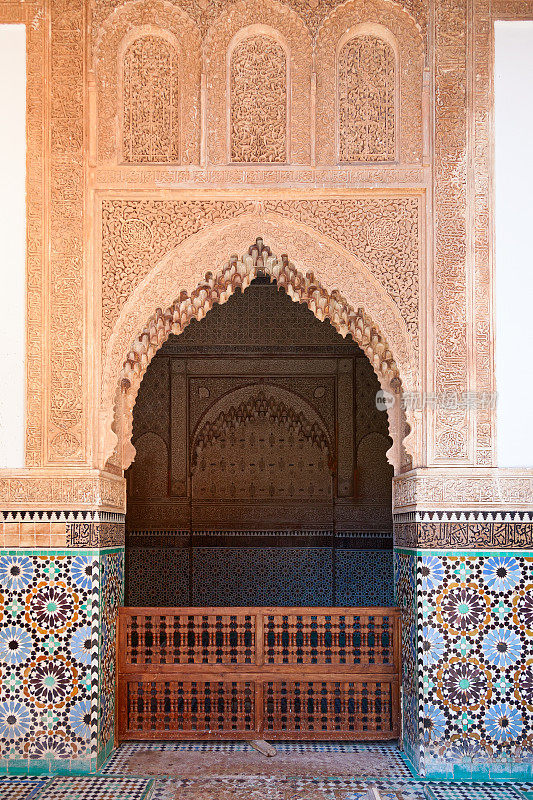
[116,606,401,741]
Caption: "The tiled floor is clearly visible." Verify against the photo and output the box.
[424,784,526,800]
[100,742,413,780]
[100,741,415,781]
[0,776,49,800]
[146,775,427,800]
[0,744,532,800]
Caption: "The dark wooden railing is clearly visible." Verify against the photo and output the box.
[116,606,401,741]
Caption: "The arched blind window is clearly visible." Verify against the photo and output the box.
[338,35,396,162]
[230,35,287,163]
[122,35,179,163]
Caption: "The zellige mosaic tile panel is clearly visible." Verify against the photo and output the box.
[412,550,533,779]
[0,551,99,770]
[97,550,124,765]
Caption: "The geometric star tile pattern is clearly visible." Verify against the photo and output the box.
[0,548,124,774]
[395,548,533,780]
[395,550,419,768]
[0,551,99,769]
[97,550,124,763]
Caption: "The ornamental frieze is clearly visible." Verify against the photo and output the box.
[100,196,421,348]
[394,521,533,550]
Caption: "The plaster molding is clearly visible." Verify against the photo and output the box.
[393,468,533,513]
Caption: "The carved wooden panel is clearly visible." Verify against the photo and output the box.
[230,35,287,163]
[128,432,169,499]
[357,434,393,503]
[117,607,401,741]
[338,35,395,163]
[122,35,180,163]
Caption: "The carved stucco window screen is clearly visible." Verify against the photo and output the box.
[336,24,400,164]
[190,387,336,502]
[121,31,181,164]
[227,26,290,164]
[192,389,335,470]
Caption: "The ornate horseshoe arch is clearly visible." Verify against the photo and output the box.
[100,215,420,475]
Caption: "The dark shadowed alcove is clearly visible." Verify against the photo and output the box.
[125,276,393,606]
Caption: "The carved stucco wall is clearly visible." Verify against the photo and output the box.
[337,34,396,163]
[100,197,421,346]
[316,9,424,165]
[2,0,532,511]
[204,2,312,165]
[94,1,201,166]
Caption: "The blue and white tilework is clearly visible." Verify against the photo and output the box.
[0,547,124,775]
[395,550,420,769]
[97,549,124,766]
[126,545,394,607]
[396,548,533,780]
[0,550,100,773]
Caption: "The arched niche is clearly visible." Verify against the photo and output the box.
[203,0,312,165]
[93,0,201,165]
[315,0,424,165]
[191,384,334,503]
[227,25,290,164]
[336,24,399,163]
[121,31,181,164]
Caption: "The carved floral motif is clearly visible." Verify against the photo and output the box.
[338,35,395,162]
[203,0,312,165]
[122,35,180,163]
[0,474,125,511]
[91,0,427,42]
[100,197,420,345]
[393,471,533,512]
[43,0,86,463]
[433,0,469,460]
[230,35,287,163]
[315,2,424,166]
[94,0,201,165]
